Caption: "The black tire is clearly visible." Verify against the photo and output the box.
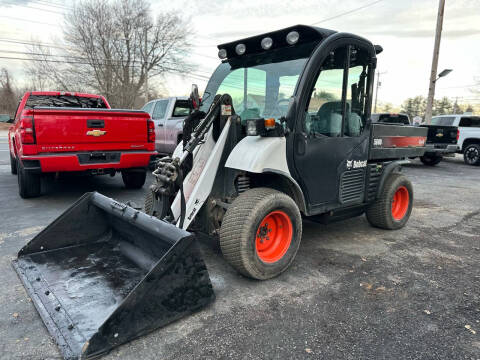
[219,187,302,280]
[463,144,480,166]
[10,152,17,174]
[366,173,413,230]
[420,154,443,166]
[144,188,170,219]
[121,170,147,189]
[17,161,41,198]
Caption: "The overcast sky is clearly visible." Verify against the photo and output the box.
[0,0,479,106]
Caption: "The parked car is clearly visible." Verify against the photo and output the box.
[141,97,191,154]
[429,114,480,165]
[9,91,157,198]
[371,113,411,125]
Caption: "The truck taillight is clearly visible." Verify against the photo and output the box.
[457,129,460,141]
[147,119,155,142]
[20,116,36,144]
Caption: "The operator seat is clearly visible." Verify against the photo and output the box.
[313,101,345,137]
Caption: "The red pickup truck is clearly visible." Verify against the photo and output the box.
[9,91,156,198]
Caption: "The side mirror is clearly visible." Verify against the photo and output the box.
[8,117,14,123]
[190,84,201,111]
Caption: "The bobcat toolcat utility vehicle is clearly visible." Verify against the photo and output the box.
[13,25,427,360]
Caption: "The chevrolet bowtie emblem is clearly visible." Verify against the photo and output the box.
[86,130,107,137]
[436,133,443,137]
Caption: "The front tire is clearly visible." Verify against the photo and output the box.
[366,173,413,230]
[17,161,41,198]
[420,154,443,166]
[121,170,147,189]
[219,188,302,280]
[463,144,480,166]
[10,153,17,174]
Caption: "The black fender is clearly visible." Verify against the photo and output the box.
[250,169,308,215]
[376,160,410,199]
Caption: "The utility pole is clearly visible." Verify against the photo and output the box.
[144,28,149,103]
[424,0,446,124]
[374,70,386,113]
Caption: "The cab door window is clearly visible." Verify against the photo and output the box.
[304,46,369,137]
[152,100,168,120]
[305,67,344,137]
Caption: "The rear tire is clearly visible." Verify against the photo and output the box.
[420,154,443,166]
[17,161,41,198]
[10,153,17,174]
[463,144,480,166]
[219,188,302,280]
[121,170,146,189]
[366,173,413,230]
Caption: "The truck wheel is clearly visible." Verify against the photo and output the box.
[463,144,480,166]
[10,153,17,175]
[219,188,302,280]
[144,189,170,219]
[121,170,147,189]
[366,173,413,230]
[17,161,41,198]
[420,154,443,166]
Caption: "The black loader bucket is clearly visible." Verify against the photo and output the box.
[12,192,214,360]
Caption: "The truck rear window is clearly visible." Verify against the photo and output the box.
[431,116,455,126]
[26,95,107,109]
[377,114,410,125]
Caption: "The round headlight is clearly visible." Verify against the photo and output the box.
[235,43,246,55]
[261,37,273,50]
[218,48,227,59]
[286,31,299,45]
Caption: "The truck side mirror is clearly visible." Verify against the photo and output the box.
[8,117,14,123]
[190,84,201,111]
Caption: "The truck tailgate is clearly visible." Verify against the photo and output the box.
[369,124,428,160]
[32,108,150,151]
[421,124,458,145]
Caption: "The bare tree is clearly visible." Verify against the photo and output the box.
[27,0,190,108]
[0,68,19,116]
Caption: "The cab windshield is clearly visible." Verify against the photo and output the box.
[201,42,316,122]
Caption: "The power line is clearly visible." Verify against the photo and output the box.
[311,0,386,25]
[0,54,212,80]
[0,1,65,14]
[0,15,59,27]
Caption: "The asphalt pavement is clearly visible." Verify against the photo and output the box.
[0,131,478,359]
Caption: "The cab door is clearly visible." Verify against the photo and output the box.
[151,99,169,153]
[291,44,373,213]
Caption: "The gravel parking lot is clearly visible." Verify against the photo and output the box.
[0,130,478,360]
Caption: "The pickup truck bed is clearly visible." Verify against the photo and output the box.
[369,123,427,160]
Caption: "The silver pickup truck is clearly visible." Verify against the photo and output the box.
[141,97,191,154]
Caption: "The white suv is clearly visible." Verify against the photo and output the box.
[431,115,480,165]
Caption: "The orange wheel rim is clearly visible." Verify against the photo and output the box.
[391,186,409,221]
[255,210,293,263]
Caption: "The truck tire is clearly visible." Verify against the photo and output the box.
[219,187,302,280]
[144,189,170,219]
[366,173,413,230]
[121,170,147,189]
[10,153,17,175]
[17,161,41,198]
[420,154,443,166]
[463,144,480,166]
